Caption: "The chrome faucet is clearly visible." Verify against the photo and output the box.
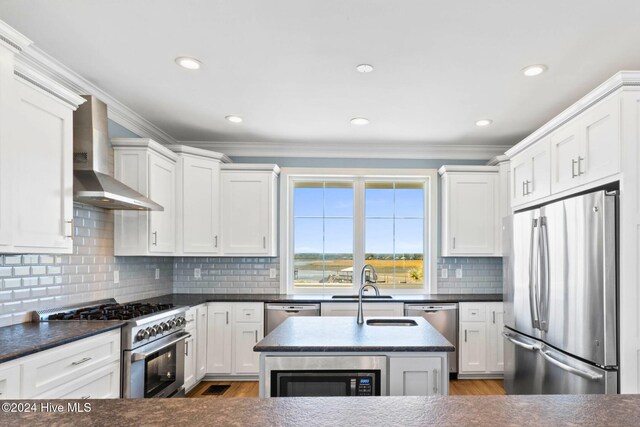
[357,264,380,325]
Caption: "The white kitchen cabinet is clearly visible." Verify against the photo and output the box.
[196,304,208,380]
[550,96,620,194]
[458,302,504,377]
[207,302,264,376]
[0,46,15,249]
[184,333,196,391]
[320,302,404,317]
[35,361,120,399]
[389,357,445,396]
[112,138,177,256]
[510,140,551,208]
[220,165,279,256]
[173,145,230,255]
[440,166,500,256]
[0,360,20,399]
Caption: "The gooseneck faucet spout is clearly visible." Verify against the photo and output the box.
[357,264,380,325]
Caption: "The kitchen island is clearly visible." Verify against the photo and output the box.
[254,316,454,397]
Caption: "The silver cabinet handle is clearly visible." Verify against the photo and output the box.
[214,235,218,248]
[433,369,438,394]
[152,231,158,246]
[522,181,526,196]
[226,311,229,324]
[65,219,74,239]
[539,349,602,380]
[493,311,496,324]
[464,329,467,342]
[263,236,266,249]
[71,357,92,366]
[452,237,456,249]
[577,156,585,175]
[254,330,258,343]
[185,340,189,356]
[571,159,578,178]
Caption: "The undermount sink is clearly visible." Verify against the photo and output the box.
[332,295,393,299]
[366,319,418,326]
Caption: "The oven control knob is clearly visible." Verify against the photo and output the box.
[168,320,177,328]
[152,325,162,335]
[160,322,169,331]
[177,317,186,326]
[147,327,156,337]
[136,329,149,341]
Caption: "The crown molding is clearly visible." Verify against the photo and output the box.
[506,71,640,158]
[438,165,499,175]
[168,144,232,163]
[0,20,32,53]
[13,62,86,108]
[14,45,177,145]
[180,140,510,160]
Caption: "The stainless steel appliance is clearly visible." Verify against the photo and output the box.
[36,299,189,398]
[503,189,618,394]
[264,356,386,397]
[265,303,320,335]
[405,303,458,374]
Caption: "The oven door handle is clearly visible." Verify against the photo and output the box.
[131,332,191,362]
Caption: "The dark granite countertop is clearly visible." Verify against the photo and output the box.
[134,292,503,307]
[0,321,126,364]
[254,316,454,352]
[3,395,640,426]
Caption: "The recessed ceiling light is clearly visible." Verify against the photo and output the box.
[475,119,493,127]
[175,56,201,70]
[356,64,374,73]
[350,117,370,126]
[522,64,547,77]
[225,115,243,123]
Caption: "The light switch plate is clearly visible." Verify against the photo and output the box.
[269,268,277,279]
[155,268,160,280]
[113,270,119,284]
[441,269,448,279]
[455,268,463,279]
[194,268,202,279]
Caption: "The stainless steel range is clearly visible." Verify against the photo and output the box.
[35,299,189,398]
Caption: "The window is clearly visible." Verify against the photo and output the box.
[281,168,437,294]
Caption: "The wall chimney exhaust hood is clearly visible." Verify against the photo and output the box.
[73,96,163,211]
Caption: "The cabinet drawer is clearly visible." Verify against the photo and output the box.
[0,362,20,399]
[185,307,197,330]
[234,303,263,323]
[35,361,120,399]
[459,304,486,322]
[21,329,120,398]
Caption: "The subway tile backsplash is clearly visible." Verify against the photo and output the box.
[436,257,503,294]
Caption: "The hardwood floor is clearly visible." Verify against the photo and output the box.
[187,379,505,398]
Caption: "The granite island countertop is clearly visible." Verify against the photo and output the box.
[254,316,454,352]
[3,395,640,426]
[134,292,502,307]
[0,320,126,364]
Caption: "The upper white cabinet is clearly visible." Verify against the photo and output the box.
[172,145,229,256]
[0,27,85,254]
[221,165,279,256]
[510,140,551,207]
[550,95,620,194]
[112,138,177,256]
[440,166,500,257]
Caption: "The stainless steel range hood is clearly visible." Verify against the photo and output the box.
[73,96,163,211]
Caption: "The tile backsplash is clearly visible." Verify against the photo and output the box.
[436,257,503,294]
[0,204,173,327]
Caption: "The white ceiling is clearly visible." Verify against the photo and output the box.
[2,0,640,151]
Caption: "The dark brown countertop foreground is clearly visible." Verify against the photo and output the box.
[3,395,640,427]
[135,292,503,307]
[254,316,454,352]
[0,321,126,364]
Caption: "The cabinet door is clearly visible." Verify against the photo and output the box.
[486,302,505,373]
[459,321,487,373]
[184,334,196,391]
[550,120,582,194]
[234,323,263,374]
[581,96,620,183]
[12,81,73,253]
[35,361,120,399]
[148,153,175,253]
[389,357,444,396]
[182,156,220,254]
[196,305,208,380]
[0,49,12,248]
[528,139,551,201]
[221,172,271,254]
[0,362,20,399]
[510,153,531,207]
[448,174,497,255]
[207,304,232,374]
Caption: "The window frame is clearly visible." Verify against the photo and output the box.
[280,167,438,294]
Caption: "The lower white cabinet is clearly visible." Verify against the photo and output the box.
[196,305,208,380]
[320,302,404,317]
[207,302,264,376]
[389,357,445,396]
[184,307,197,391]
[0,329,121,399]
[458,302,504,376]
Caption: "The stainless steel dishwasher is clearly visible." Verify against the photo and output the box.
[405,303,458,374]
[265,303,321,335]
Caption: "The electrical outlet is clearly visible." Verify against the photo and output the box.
[155,268,160,280]
[194,268,202,279]
[269,268,277,279]
[455,268,463,279]
[441,269,448,279]
[113,270,119,284]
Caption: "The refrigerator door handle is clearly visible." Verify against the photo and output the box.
[538,216,550,332]
[529,218,540,329]
[539,349,603,381]
[502,332,539,351]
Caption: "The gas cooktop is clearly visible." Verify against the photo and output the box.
[43,302,175,321]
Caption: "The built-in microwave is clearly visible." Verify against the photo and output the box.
[264,356,387,397]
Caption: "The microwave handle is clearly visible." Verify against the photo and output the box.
[131,332,190,362]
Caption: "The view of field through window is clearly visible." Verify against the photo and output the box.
[293,180,425,290]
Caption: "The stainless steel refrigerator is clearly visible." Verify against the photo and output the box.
[503,189,618,394]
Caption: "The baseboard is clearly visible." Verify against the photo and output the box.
[201,375,259,381]
[456,373,504,380]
